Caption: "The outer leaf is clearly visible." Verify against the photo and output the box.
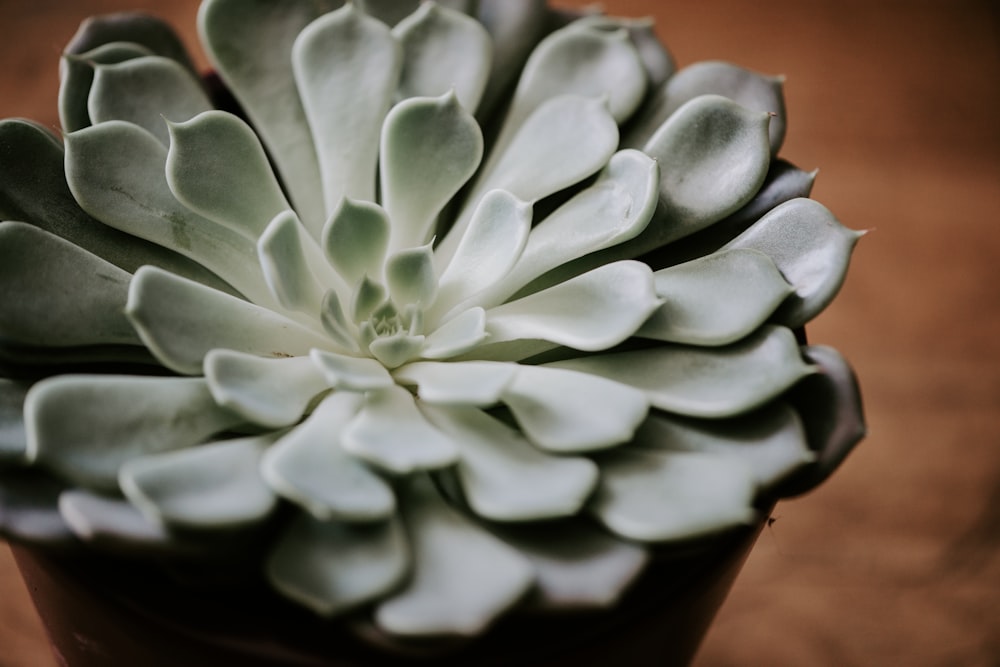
[393,3,492,111]
[0,469,75,544]
[642,95,771,244]
[311,349,394,392]
[375,475,534,636]
[0,380,29,462]
[501,365,649,453]
[119,433,279,529]
[485,261,661,351]
[293,4,401,211]
[488,519,649,610]
[549,325,815,419]
[0,222,139,348]
[589,449,758,542]
[198,0,333,230]
[26,376,242,491]
[59,42,155,133]
[380,92,484,252]
[261,392,395,521]
[89,56,213,145]
[438,94,618,263]
[625,60,786,154]
[126,266,332,375]
[65,11,198,74]
[423,404,598,521]
[723,198,864,328]
[634,403,815,490]
[342,386,459,474]
[638,248,794,346]
[166,111,292,239]
[267,512,408,617]
[64,121,278,306]
[204,350,330,428]
[59,489,174,549]
[393,360,516,406]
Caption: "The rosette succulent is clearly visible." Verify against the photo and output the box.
[0,0,864,644]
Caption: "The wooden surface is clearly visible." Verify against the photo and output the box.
[1,1,998,665]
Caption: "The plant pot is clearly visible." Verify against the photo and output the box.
[12,516,764,667]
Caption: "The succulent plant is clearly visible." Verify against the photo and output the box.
[0,0,864,645]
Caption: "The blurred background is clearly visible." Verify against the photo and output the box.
[0,0,997,665]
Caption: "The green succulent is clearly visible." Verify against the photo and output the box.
[0,0,864,642]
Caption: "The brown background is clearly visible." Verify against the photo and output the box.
[1,0,998,665]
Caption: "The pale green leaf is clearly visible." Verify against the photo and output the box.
[549,325,815,418]
[322,198,391,287]
[59,42,155,133]
[258,210,345,315]
[342,386,459,473]
[260,392,395,521]
[267,511,408,616]
[393,3,492,111]
[375,475,533,636]
[393,360,516,406]
[485,260,661,351]
[119,433,279,529]
[723,198,864,328]
[0,380,29,463]
[590,449,758,542]
[423,404,598,521]
[198,0,333,230]
[26,375,242,491]
[126,266,332,375]
[292,4,401,210]
[638,248,794,346]
[0,469,74,544]
[502,365,649,453]
[59,489,174,549]
[166,110,292,239]
[385,243,437,307]
[310,349,394,392]
[419,307,488,360]
[65,11,198,74]
[380,92,483,252]
[89,56,212,145]
[205,350,330,428]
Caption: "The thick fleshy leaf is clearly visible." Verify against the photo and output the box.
[420,307,489,359]
[634,403,815,490]
[501,365,649,453]
[88,56,213,145]
[0,469,75,544]
[485,261,661,351]
[723,198,864,328]
[423,404,598,521]
[590,449,758,542]
[59,489,173,549]
[119,433,279,529]
[549,325,815,418]
[126,266,331,375]
[778,345,867,496]
[293,4,401,211]
[65,11,198,74]
[261,392,395,521]
[166,111,292,239]
[438,94,619,263]
[322,198,390,287]
[0,380,29,462]
[59,42,155,133]
[385,244,437,307]
[375,475,534,636]
[393,360,516,406]
[392,3,491,111]
[626,61,786,155]
[320,290,361,353]
[258,210,344,315]
[637,248,794,346]
[342,385,459,474]
[64,122,276,306]
[267,512,408,617]
[642,95,771,244]
[0,222,140,348]
[482,150,659,303]
[368,333,426,369]
[489,519,649,610]
[310,349,394,392]
[198,0,332,230]
[0,119,221,284]
[205,350,330,428]
[26,376,242,491]
[431,190,532,321]
[381,93,484,252]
